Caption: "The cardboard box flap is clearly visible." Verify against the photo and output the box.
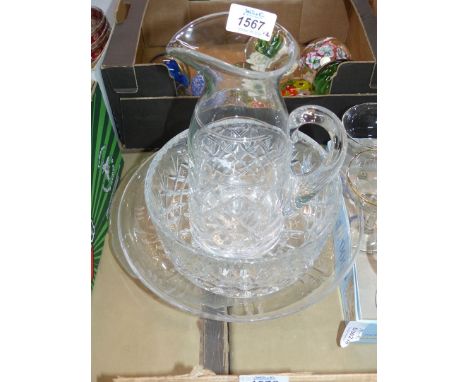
[345,0,376,59]
[113,367,377,382]
[299,0,349,44]
[114,376,377,382]
[352,0,376,58]
[187,0,304,42]
[141,0,350,47]
[330,62,376,94]
[142,0,189,50]
[103,0,149,68]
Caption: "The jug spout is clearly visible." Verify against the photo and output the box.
[166,12,299,81]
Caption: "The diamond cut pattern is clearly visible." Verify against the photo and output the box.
[145,130,341,297]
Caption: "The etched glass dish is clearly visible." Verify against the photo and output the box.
[109,141,363,321]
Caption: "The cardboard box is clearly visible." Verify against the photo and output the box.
[101,0,376,150]
[91,81,124,288]
[92,152,377,381]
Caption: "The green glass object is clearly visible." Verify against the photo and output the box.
[313,61,341,95]
[255,33,283,58]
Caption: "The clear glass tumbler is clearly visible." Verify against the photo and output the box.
[346,149,377,254]
[342,102,377,159]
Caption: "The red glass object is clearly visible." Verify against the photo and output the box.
[91,7,110,65]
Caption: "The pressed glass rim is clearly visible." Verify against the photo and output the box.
[167,12,300,80]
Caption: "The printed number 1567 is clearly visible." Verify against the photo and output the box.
[238,17,265,30]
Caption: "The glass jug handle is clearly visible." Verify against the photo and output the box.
[288,105,347,206]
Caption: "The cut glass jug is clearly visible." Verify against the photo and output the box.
[163,12,348,258]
